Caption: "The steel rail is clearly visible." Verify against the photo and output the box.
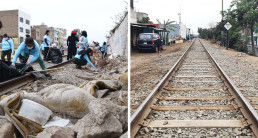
[130,39,196,137]
[0,60,72,96]
[131,38,258,137]
[199,39,258,137]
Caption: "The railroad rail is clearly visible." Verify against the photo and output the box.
[0,60,72,95]
[130,38,258,137]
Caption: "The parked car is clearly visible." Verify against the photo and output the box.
[136,33,161,52]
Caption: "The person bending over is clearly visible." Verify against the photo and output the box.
[72,48,98,72]
[11,37,51,78]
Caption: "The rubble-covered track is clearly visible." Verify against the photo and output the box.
[0,60,72,95]
[130,38,258,137]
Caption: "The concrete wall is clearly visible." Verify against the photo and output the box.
[179,23,187,39]
[18,10,31,44]
[130,8,137,23]
[108,14,128,56]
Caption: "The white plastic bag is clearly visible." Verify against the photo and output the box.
[18,99,52,125]
[43,116,72,128]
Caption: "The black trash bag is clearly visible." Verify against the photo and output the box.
[0,60,34,83]
[49,48,62,64]
[18,65,33,75]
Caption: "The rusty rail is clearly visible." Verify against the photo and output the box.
[0,60,72,95]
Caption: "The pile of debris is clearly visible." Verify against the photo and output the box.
[0,77,128,138]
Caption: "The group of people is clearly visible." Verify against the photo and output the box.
[1,20,108,77]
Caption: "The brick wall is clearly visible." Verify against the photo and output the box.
[0,10,19,38]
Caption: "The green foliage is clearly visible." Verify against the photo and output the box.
[137,17,153,23]
[156,19,176,45]
[199,0,257,54]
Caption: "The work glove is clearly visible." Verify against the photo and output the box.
[95,68,99,72]
[10,63,16,69]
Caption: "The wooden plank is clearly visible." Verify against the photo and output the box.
[252,105,258,109]
[180,68,213,70]
[237,87,251,90]
[158,96,232,101]
[175,81,222,83]
[163,87,225,91]
[185,58,209,60]
[229,75,239,78]
[151,105,236,111]
[247,97,258,101]
[147,120,246,128]
[131,105,140,109]
[175,75,218,78]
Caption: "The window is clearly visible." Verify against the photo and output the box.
[20,27,23,33]
[20,17,23,23]
[26,20,30,25]
[26,29,30,34]
[20,37,24,44]
[37,32,39,36]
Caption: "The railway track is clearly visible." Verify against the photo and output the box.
[0,59,72,96]
[131,38,258,137]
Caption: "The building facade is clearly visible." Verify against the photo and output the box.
[31,23,54,45]
[56,28,67,47]
[0,9,31,46]
[54,29,59,46]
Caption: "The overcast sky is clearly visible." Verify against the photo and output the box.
[0,0,127,43]
[134,0,232,34]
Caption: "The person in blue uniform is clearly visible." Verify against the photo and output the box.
[72,48,98,71]
[0,34,14,61]
[10,37,51,78]
[78,31,88,50]
[101,42,108,59]
[43,30,51,60]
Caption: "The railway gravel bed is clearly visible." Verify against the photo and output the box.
[202,40,258,113]
[130,42,191,114]
[137,128,253,138]
[133,39,256,137]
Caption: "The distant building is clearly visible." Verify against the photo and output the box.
[0,9,31,46]
[31,23,54,45]
[54,29,59,46]
[56,28,67,47]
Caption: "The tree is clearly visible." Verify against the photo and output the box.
[137,17,153,23]
[156,19,176,45]
[229,0,258,55]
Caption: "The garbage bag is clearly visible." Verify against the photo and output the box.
[49,48,62,64]
[0,60,33,83]
[22,84,96,118]
[18,99,53,126]
[82,80,123,97]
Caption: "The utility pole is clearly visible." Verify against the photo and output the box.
[221,0,224,47]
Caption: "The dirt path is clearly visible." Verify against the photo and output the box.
[130,42,191,115]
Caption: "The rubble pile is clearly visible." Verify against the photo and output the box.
[0,55,128,138]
